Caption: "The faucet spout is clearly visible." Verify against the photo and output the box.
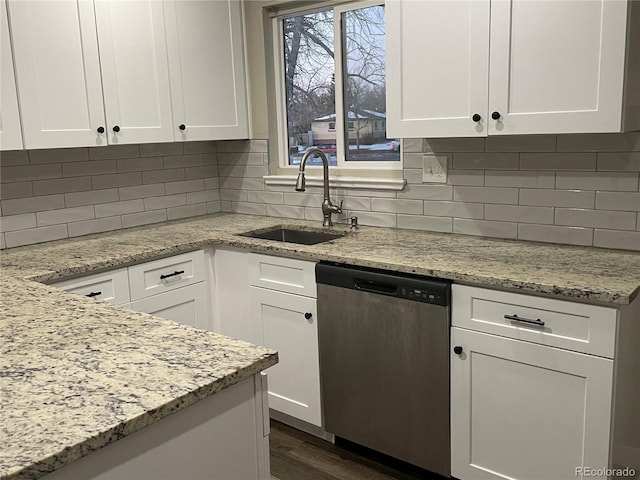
[296,148,342,226]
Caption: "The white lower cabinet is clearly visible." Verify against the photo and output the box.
[129,282,208,330]
[450,327,613,480]
[249,286,321,427]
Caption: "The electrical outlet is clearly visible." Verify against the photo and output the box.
[423,155,448,183]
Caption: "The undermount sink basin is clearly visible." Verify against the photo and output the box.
[239,226,346,245]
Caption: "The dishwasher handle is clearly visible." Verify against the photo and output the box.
[354,278,398,295]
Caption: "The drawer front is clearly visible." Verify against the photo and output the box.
[53,268,130,305]
[248,253,316,298]
[452,285,617,358]
[128,250,205,301]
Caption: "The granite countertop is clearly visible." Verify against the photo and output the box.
[1,213,639,480]
[0,275,277,479]
[2,212,639,305]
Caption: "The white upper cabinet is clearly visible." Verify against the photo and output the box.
[386,0,640,137]
[0,0,23,150]
[94,0,174,145]
[164,0,249,141]
[8,0,107,149]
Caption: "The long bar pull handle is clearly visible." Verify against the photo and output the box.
[505,314,545,327]
[354,278,397,294]
[160,270,185,280]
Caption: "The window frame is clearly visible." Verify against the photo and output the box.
[272,0,403,174]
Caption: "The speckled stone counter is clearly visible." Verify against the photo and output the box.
[2,212,639,304]
[0,275,277,480]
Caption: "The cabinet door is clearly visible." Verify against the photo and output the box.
[129,282,209,330]
[164,0,249,141]
[8,0,107,149]
[0,0,22,150]
[451,327,614,480]
[489,0,628,135]
[386,0,490,138]
[94,0,174,144]
[250,286,321,427]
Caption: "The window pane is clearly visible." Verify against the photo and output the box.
[283,9,337,166]
[343,5,400,162]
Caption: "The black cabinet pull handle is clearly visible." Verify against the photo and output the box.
[160,270,185,280]
[472,113,481,122]
[504,314,545,327]
[491,111,501,120]
[453,346,463,355]
[304,312,312,320]
[97,126,105,134]
[179,124,186,131]
[86,291,102,298]
[112,125,121,133]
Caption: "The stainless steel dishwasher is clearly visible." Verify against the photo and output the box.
[316,262,451,477]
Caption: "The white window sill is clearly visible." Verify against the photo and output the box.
[263,175,407,191]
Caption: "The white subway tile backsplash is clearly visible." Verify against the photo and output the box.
[401,138,423,153]
[0,151,29,166]
[204,177,220,190]
[183,141,217,154]
[186,190,220,204]
[423,201,484,219]
[142,168,185,184]
[1,164,62,182]
[167,203,207,221]
[425,137,484,153]
[519,189,595,209]
[597,152,640,172]
[139,143,183,157]
[65,189,119,208]
[348,211,397,228]
[518,224,593,246]
[0,213,37,232]
[593,229,640,250]
[371,198,423,214]
[29,148,88,164]
[454,218,517,239]
[485,205,554,224]
[68,216,122,237]
[454,186,518,204]
[165,179,205,195]
[403,169,423,184]
[221,177,264,190]
[220,189,248,202]
[397,184,453,200]
[143,194,186,211]
[555,171,639,192]
[163,154,204,169]
[402,153,424,169]
[595,191,640,212]
[89,144,140,160]
[32,176,92,196]
[453,152,519,170]
[2,194,65,215]
[555,208,637,231]
[247,191,284,204]
[119,184,165,201]
[341,196,371,211]
[397,214,452,233]
[266,204,305,220]
[36,206,95,226]
[207,201,221,214]
[121,209,168,228]
[447,170,484,186]
[116,157,163,172]
[1,182,33,200]
[5,224,68,248]
[520,153,596,171]
[284,192,324,207]
[95,199,144,218]
[92,172,142,189]
[556,132,640,152]
[62,160,117,177]
[484,171,555,189]
[231,201,266,216]
[186,165,218,179]
[484,135,556,153]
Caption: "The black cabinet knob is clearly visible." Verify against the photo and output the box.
[304,312,312,320]
[491,111,501,120]
[179,124,186,131]
[453,346,463,355]
[97,126,105,134]
[472,113,481,123]
[112,125,120,133]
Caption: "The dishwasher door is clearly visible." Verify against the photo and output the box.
[317,281,450,477]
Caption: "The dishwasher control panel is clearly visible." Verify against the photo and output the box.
[316,262,450,306]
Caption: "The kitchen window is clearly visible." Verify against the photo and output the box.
[272,0,402,175]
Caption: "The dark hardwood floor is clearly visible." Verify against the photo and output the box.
[270,420,448,480]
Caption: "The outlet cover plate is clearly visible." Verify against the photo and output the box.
[423,155,448,183]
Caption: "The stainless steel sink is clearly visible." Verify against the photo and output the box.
[239,226,345,245]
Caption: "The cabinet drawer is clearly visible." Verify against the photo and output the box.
[128,250,205,301]
[248,253,316,298]
[53,268,130,305]
[452,285,617,358]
